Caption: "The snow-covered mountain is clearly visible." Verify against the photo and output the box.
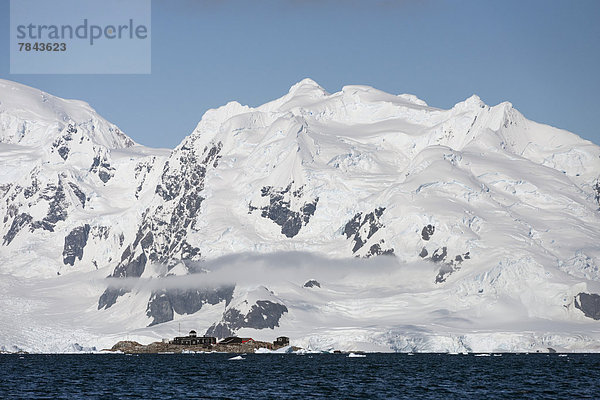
[1,78,600,353]
[0,79,169,277]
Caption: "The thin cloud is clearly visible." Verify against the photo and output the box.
[103,251,424,291]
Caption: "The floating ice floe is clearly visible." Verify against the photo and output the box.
[348,353,366,358]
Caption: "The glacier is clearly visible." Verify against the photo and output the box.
[1,78,600,353]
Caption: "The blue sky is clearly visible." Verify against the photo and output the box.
[1,0,600,148]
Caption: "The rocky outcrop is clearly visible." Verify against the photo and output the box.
[62,224,90,266]
[51,124,77,161]
[97,252,147,309]
[249,183,319,238]
[206,300,288,338]
[30,179,68,232]
[146,285,235,326]
[99,141,223,309]
[434,251,470,283]
[365,242,394,258]
[304,279,321,288]
[67,183,87,208]
[431,247,448,263]
[90,154,115,183]
[421,224,435,241]
[417,223,471,283]
[2,212,32,245]
[344,207,393,255]
[575,293,600,320]
[107,339,289,354]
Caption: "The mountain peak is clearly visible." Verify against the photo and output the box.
[286,78,328,98]
[0,79,135,149]
[452,94,486,111]
[289,78,325,92]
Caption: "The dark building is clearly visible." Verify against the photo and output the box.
[274,336,289,346]
[219,336,254,345]
[171,330,217,346]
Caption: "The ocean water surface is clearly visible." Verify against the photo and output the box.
[0,353,598,399]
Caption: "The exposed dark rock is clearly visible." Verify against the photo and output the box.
[146,292,174,326]
[343,213,362,240]
[23,178,39,199]
[51,127,75,160]
[146,285,235,326]
[90,155,101,172]
[115,252,147,279]
[180,241,201,260]
[206,300,288,338]
[575,293,600,320]
[98,288,129,311]
[98,170,112,183]
[344,207,386,254]
[435,264,454,284]
[62,224,90,266]
[250,183,319,238]
[6,183,22,202]
[300,201,317,224]
[244,300,287,329]
[151,142,222,258]
[170,286,234,315]
[4,204,17,224]
[90,155,114,183]
[0,183,11,197]
[140,231,154,250]
[100,142,223,309]
[133,159,154,199]
[120,245,132,262]
[421,224,435,241]
[68,183,86,208]
[107,339,282,354]
[431,247,447,263]
[352,236,365,253]
[30,180,68,232]
[304,279,321,288]
[594,181,600,206]
[419,247,428,258]
[205,314,238,338]
[2,212,32,245]
[433,250,471,283]
[57,146,69,160]
[366,207,385,238]
[365,242,395,258]
[98,252,147,309]
[92,226,110,240]
[155,161,177,201]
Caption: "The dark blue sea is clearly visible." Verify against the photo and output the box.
[1,353,599,399]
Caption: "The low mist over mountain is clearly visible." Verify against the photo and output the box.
[1,78,600,353]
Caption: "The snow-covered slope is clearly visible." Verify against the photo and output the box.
[0,79,169,277]
[1,78,600,353]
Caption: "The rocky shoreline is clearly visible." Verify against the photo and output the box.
[103,340,300,354]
